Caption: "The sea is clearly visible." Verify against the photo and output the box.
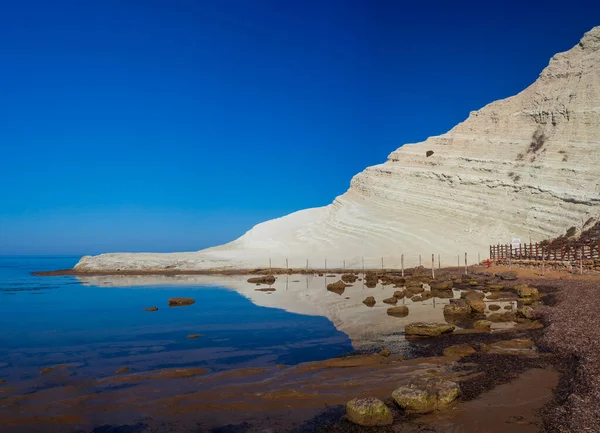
[0,256,352,390]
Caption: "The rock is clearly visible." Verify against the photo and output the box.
[463,290,485,301]
[443,344,476,357]
[393,290,405,299]
[411,295,423,302]
[318,273,324,276]
[517,306,536,320]
[392,377,460,413]
[432,289,454,299]
[444,299,471,315]
[387,306,409,317]
[116,367,130,375]
[0,380,5,385]
[187,334,202,339]
[247,275,276,285]
[365,273,379,288]
[469,280,479,286]
[379,349,391,357]
[405,322,455,337]
[405,286,425,296]
[342,274,358,283]
[496,271,518,281]
[430,281,453,290]
[143,306,158,312]
[346,397,393,427]
[487,312,517,322]
[327,280,347,295]
[363,296,376,307]
[421,291,434,300]
[488,284,504,291]
[486,338,536,355]
[516,284,539,298]
[474,319,492,329]
[255,287,276,292]
[383,297,398,305]
[504,305,513,310]
[488,304,501,311]
[168,298,195,307]
[467,297,486,313]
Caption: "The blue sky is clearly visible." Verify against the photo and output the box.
[1,0,598,255]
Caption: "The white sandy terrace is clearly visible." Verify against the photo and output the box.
[75,26,600,273]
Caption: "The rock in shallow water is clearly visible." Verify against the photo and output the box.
[168,298,195,307]
[405,322,455,337]
[392,377,460,413]
[387,306,409,317]
[247,275,276,284]
[346,396,393,426]
[363,296,376,307]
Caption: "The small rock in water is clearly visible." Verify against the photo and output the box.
[392,377,460,413]
[411,295,423,302]
[255,288,276,292]
[346,396,393,426]
[488,304,501,311]
[168,298,195,307]
[383,297,398,305]
[387,306,409,317]
[116,367,130,375]
[187,334,202,339]
[143,306,158,312]
[363,296,376,307]
[393,290,405,299]
[247,275,276,284]
[444,299,470,315]
[327,280,348,295]
[341,273,358,283]
[405,322,454,337]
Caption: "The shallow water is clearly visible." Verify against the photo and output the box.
[0,256,353,390]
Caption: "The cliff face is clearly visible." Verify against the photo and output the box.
[75,27,600,272]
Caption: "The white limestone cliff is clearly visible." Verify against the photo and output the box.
[75,26,600,272]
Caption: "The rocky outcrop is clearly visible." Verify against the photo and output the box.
[392,378,460,413]
[346,397,393,427]
[73,27,600,273]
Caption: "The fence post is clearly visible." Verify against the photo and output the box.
[306,259,309,272]
[419,254,422,267]
[325,259,327,272]
[478,252,480,264]
[362,257,365,273]
[431,254,435,279]
[580,242,584,275]
[542,246,545,275]
[269,258,272,273]
[464,252,468,275]
[286,258,288,269]
[401,254,404,277]
[438,254,441,270]
[381,257,384,271]
[343,260,345,270]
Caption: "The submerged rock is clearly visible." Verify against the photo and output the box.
[387,306,409,317]
[379,348,391,357]
[488,312,517,322]
[346,396,393,427]
[116,367,130,375]
[405,322,455,337]
[143,306,158,312]
[247,275,276,285]
[411,295,423,302]
[187,334,202,339]
[392,377,460,413]
[168,298,195,307]
[255,288,276,292]
[488,304,501,311]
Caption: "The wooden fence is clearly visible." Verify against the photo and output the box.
[490,239,600,262]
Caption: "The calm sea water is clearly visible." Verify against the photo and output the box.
[0,256,352,388]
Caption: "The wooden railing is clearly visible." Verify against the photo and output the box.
[490,239,600,262]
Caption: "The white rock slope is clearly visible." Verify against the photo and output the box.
[76,27,600,272]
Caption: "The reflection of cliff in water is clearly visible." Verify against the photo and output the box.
[77,273,467,348]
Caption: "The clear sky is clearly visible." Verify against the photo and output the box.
[1,0,598,255]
